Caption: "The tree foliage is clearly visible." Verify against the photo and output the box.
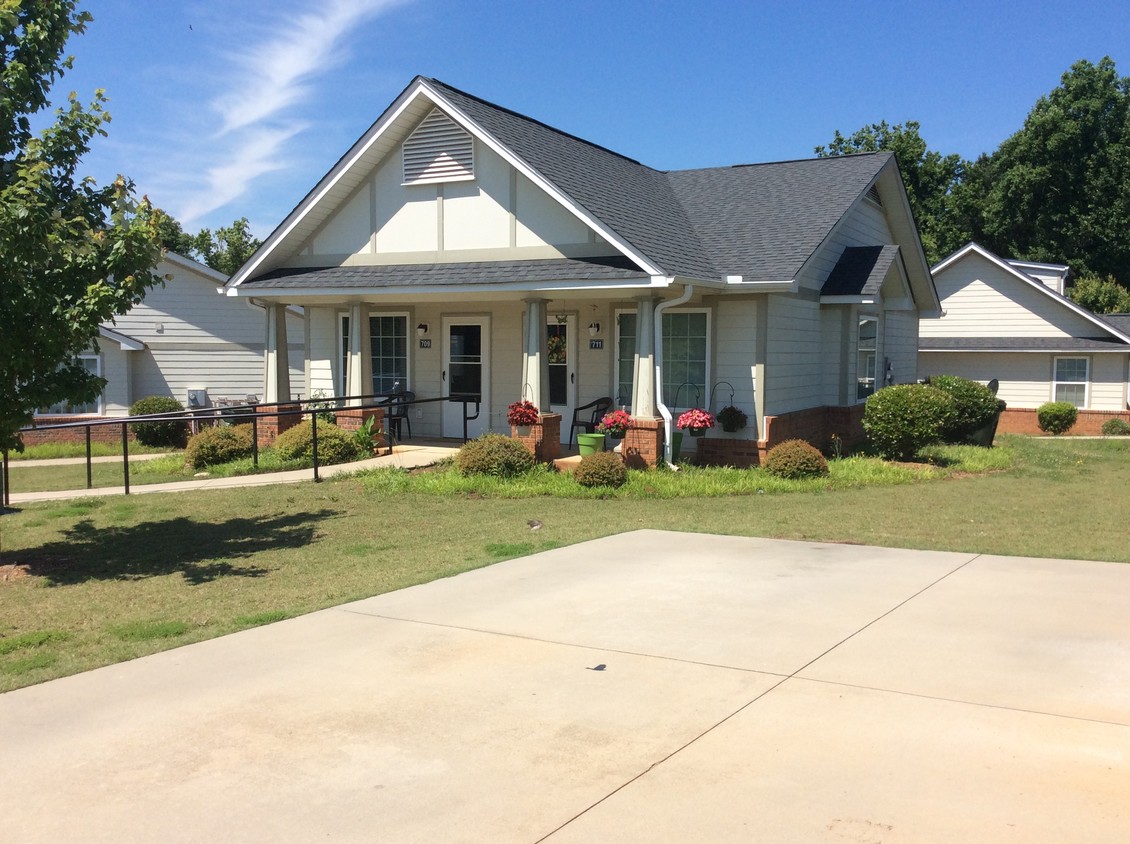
[818,57,1130,295]
[1067,274,1130,314]
[190,217,261,277]
[815,121,964,264]
[0,2,165,451]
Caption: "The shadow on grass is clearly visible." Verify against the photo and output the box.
[12,509,340,585]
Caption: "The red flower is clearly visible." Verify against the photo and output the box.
[676,408,715,430]
[507,400,540,426]
[597,409,634,435]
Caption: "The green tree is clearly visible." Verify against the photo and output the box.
[980,57,1130,283]
[0,2,165,452]
[154,211,195,255]
[815,121,965,264]
[191,217,261,276]
[1067,274,1130,314]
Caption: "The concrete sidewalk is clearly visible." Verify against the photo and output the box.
[1,531,1127,841]
[4,442,460,504]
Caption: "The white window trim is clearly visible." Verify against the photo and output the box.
[1052,355,1089,408]
[616,306,713,411]
[36,354,102,416]
[368,311,412,395]
[339,311,413,397]
[614,308,637,408]
[856,314,879,403]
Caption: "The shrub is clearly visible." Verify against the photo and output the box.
[573,451,628,488]
[862,384,956,460]
[1101,417,1130,436]
[129,396,188,448]
[1037,402,1078,435]
[456,433,536,477]
[929,375,999,443]
[184,424,254,469]
[764,439,829,479]
[273,420,362,465]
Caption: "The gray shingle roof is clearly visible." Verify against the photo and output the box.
[242,256,645,290]
[666,155,891,282]
[1101,314,1130,335]
[921,337,1130,352]
[820,245,900,296]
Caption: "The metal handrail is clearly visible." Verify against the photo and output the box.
[1,391,481,505]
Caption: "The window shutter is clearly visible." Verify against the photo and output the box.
[403,109,474,185]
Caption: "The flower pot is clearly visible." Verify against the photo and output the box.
[609,431,625,440]
[689,427,706,437]
[577,432,605,456]
[515,425,532,437]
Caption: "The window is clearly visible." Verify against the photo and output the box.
[1053,357,1088,407]
[38,355,102,415]
[857,316,878,401]
[615,312,636,407]
[340,313,410,396]
[615,309,709,410]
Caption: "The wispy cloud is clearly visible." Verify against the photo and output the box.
[167,0,408,229]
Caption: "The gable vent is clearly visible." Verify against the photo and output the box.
[403,109,474,185]
[866,184,882,206]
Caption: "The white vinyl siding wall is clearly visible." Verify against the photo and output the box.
[711,299,757,430]
[801,200,894,291]
[765,295,824,414]
[921,256,1097,339]
[884,310,919,387]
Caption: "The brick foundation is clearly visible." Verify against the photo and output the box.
[622,417,664,468]
[19,416,137,447]
[998,407,1130,436]
[511,413,561,463]
[694,404,866,467]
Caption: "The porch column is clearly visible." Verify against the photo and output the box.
[631,295,658,417]
[346,302,371,406]
[521,298,550,411]
[263,303,291,403]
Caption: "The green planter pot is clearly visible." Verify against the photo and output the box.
[577,432,605,456]
[670,431,683,461]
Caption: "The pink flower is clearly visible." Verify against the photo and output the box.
[597,409,634,436]
[676,408,715,430]
[507,400,540,426]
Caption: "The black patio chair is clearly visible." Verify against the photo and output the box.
[568,396,612,448]
[382,390,414,440]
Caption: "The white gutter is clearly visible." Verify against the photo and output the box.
[654,283,695,469]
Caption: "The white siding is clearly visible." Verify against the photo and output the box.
[442,144,511,250]
[919,351,1130,410]
[712,298,758,434]
[765,295,824,414]
[515,172,590,247]
[312,183,373,255]
[97,338,133,416]
[923,253,1098,338]
[884,310,919,386]
[307,307,342,397]
[820,307,848,405]
[801,200,894,290]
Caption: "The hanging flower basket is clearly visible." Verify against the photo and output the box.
[717,405,748,433]
[596,409,634,439]
[507,399,540,427]
[676,408,715,435]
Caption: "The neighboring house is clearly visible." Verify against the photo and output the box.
[225,76,939,464]
[33,252,304,436]
[920,242,1130,434]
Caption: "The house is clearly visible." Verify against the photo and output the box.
[920,242,1130,434]
[29,252,304,443]
[225,77,939,465]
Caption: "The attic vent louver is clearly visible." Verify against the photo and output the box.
[866,185,882,206]
[403,109,474,185]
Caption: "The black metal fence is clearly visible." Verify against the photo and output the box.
[0,391,480,506]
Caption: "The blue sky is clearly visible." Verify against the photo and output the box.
[53,0,1129,238]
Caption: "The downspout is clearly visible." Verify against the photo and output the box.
[654,283,695,469]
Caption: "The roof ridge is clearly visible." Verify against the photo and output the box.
[423,77,649,169]
[666,151,890,176]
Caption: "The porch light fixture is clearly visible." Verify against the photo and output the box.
[588,321,600,337]
[416,322,429,337]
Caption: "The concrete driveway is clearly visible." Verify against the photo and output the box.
[2,531,1128,842]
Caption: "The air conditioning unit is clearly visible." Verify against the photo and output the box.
[186,389,209,409]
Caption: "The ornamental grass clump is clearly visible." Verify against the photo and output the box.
[274,420,362,465]
[184,424,254,469]
[928,375,1000,443]
[129,396,189,448]
[764,439,829,479]
[863,384,956,460]
[573,450,628,488]
[1037,401,1078,435]
[457,432,536,477]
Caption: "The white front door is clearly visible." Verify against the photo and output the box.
[547,314,576,443]
[442,317,490,439]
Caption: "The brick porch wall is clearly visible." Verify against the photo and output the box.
[511,413,561,463]
[336,407,388,451]
[622,417,664,468]
[255,403,302,448]
[998,407,1130,436]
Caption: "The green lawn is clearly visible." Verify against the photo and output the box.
[1,435,1126,693]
